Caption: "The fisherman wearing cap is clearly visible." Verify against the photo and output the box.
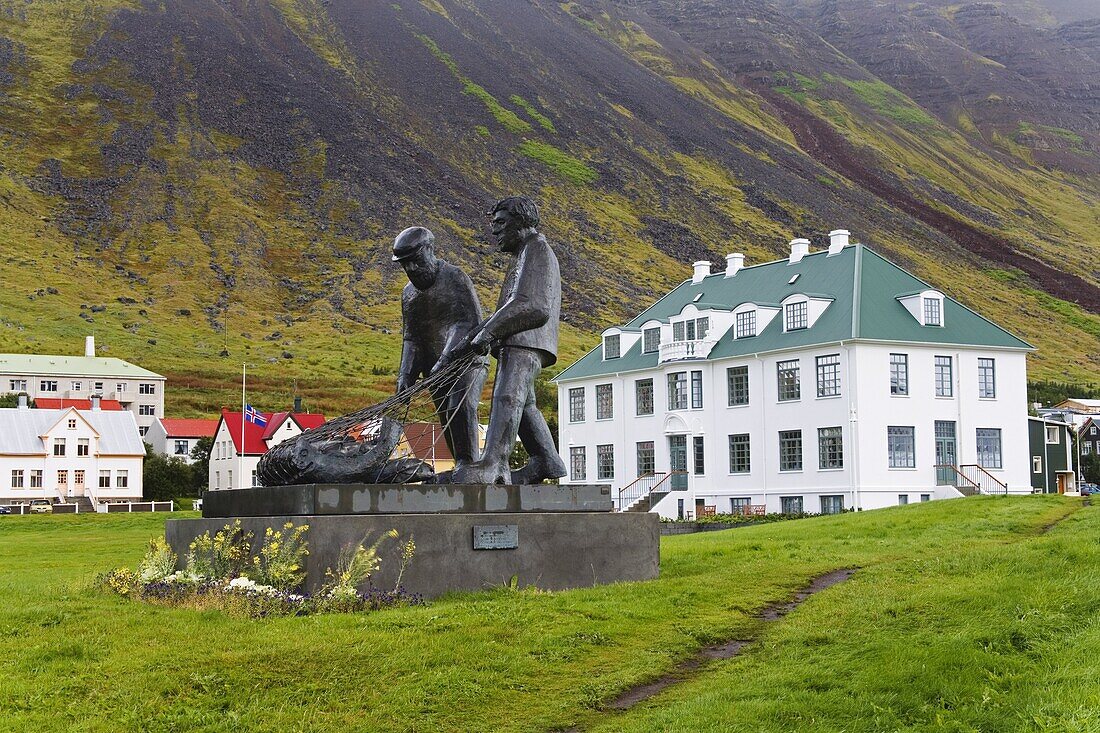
[392,226,487,470]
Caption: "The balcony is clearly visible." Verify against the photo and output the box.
[659,339,716,362]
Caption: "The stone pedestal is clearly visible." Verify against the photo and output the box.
[167,484,659,599]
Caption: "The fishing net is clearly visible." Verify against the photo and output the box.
[256,352,486,487]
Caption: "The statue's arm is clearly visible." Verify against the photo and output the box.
[396,338,420,393]
[480,243,553,341]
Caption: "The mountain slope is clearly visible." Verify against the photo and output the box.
[0,0,1097,415]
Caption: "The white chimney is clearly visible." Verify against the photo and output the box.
[725,253,745,278]
[692,261,711,284]
[789,238,810,264]
[17,393,28,409]
[85,335,95,357]
[828,229,850,255]
[90,394,101,411]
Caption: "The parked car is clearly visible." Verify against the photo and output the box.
[1079,483,1100,495]
[29,499,53,514]
[0,505,11,515]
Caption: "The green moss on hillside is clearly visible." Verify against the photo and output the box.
[510,95,557,132]
[517,141,597,185]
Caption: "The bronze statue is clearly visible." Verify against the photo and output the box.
[392,226,488,471]
[448,197,568,485]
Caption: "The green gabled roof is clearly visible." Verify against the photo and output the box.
[554,245,1032,382]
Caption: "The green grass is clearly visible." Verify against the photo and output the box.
[509,95,557,133]
[823,73,939,128]
[1,497,1095,731]
[517,140,598,185]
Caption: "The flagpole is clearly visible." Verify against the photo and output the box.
[240,363,246,490]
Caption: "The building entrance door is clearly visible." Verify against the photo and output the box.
[74,470,86,496]
[935,420,957,486]
[1057,473,1070,494]
[668,435,688,490]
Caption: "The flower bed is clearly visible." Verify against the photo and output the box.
[101,520,422,617]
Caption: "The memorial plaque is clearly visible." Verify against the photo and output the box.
[473,524,519,550]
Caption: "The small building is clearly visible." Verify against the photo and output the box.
[146,418,219,464]
[1076,417,1099,460]
[208,408,326,490]
[0,396,145,507]
[0,336,165,436]
[1028,417,1075,493]
[554,232,1034,518]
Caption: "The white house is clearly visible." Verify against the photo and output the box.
[146,418,219,464]
[0,396,145,507]
[554,232,1033,519]
[0,336,166,435]
[208,408,326,490]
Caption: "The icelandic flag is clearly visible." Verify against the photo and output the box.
[244,405,268,427]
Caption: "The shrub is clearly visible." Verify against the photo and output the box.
[186,520,253,580]
[324,529,398,599]
[137,537,177,583]
[249,522,309,592]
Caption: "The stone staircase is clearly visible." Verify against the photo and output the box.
[72,496,96,513]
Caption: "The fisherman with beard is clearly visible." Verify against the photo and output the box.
[392,226,488,471]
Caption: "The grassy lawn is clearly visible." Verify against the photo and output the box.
[0,497,1095,732]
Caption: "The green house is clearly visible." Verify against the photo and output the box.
[1028,417,1075,494]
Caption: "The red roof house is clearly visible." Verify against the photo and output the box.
[34,398,125,411]
[160,418,219,438]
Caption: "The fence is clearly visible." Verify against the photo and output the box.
[1,501,174,515]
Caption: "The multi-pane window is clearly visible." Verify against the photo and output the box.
[9,379,26,391]
[77,438,89,457]
[816,354,840,397]
[11,470,23,488]
[923,297,941,326]
[672,321,685,342]
[818,427,844,469]
[781,496,804,514]
[40,380,58,392]
[595,384,613,420]
[820,495,845,514]
[668,372,688,410]
[116,470,128,488]
[597,444,614,480]
[116,383,127,393]
[777,360,800,401]
[570,446,586,481]
[727,366,749,406]
[735,310,757,338]
[53,438,65,456]
[779,430,803,471]
[728,434,751,473]
[71,381,81,392]
[139,383,156,395]
[67,419,77,429]
[887,426,916,468]
[636,441,655,477]
[568,387,585,422]
[693,436,705,475]
[890,353,908,396]
[898,495,909,506]
[99,470,110,488]
[214,471,220,489]
[1085,443,1093,456]
[690,370,703,409]
[635,379,654,416]
[730,497,751,514]
[642,327,660,354]
[93,381,103,392]
[174,440,189,455]
[935,356,953,397]
[1045,426,1059,444]
[976,428,1002,469]
[785,301,808,331]
[696,317,709,339]
[603,335,620,360]
[978,358,996,398]
[139,404,156,416]
[30,470,42,488]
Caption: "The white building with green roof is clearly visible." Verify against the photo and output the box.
[553,231,1034,518]
[0,337,166,435]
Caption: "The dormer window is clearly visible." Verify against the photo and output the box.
[603,334,620,360]
[673,317,709,342]
[642,327,660,354]
[735,310,757,338]
[785,301,808,331]
[923,297,941,326]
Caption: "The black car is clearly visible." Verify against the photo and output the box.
[0,505,12,515]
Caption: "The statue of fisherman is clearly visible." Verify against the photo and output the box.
[444,196,568,485]
[392,226,488,471]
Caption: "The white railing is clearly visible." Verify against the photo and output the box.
[659,339,716,362]
[959,464,1009,495]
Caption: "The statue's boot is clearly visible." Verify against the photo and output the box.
[452,460,512,485]
[510,454,568,485]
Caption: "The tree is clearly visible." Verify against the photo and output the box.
[0,393,32,408]
[143,450,195,501]
[190,436,213,494]
[1080,452,1100,484]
